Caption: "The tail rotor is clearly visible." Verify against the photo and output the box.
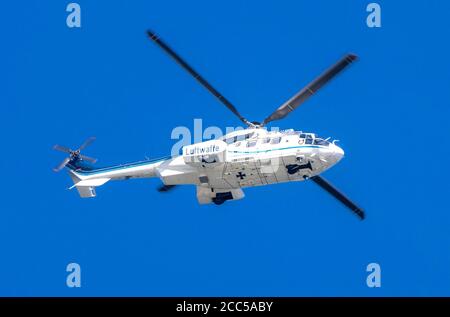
[53,137,98,172]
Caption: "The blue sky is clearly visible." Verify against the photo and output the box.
[1,0,450,296]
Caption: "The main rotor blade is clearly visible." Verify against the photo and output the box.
[262,54,358,125]
[310,175,365,220]
[157,184,176,192]
[53,157,71,172]
[53,145,72,154]
[79,154,98,164]
[78,137,96,151]
[146,30,250,126]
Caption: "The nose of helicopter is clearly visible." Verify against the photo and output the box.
[334,145,344,160]
[324,144,344,166]
[316,144,344,170]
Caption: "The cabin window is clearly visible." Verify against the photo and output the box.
[247,141,257,147]
[225,137,237,144]
[261,138,270,144]
[270,137,281,144]
[236,132,253,142]
[305,135,313,145]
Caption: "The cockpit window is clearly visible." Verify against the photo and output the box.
[305,135,313,144]
[270,137,281,144]
[313,138,330,146]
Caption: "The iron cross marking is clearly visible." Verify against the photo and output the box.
[236,171,246,180]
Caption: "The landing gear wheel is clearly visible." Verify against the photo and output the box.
[212,199,225,205]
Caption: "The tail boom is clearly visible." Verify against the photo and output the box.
[67,156,170,198]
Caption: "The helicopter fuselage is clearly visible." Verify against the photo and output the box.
[67,128,344,205]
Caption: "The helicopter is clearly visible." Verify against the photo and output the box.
[53,30,365,220]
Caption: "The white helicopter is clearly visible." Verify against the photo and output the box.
[53,30,364,220]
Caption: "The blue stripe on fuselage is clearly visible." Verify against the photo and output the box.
[68,156,172,175]
[228,145,323,154]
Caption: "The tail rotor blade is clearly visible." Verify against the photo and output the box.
[78,137,96,151]
[79,154,98,164]
[53,157,71,172]
[53,145,72,154]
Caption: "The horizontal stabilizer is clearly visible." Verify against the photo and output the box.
[75,186,96,198]
[74,178,111,187]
